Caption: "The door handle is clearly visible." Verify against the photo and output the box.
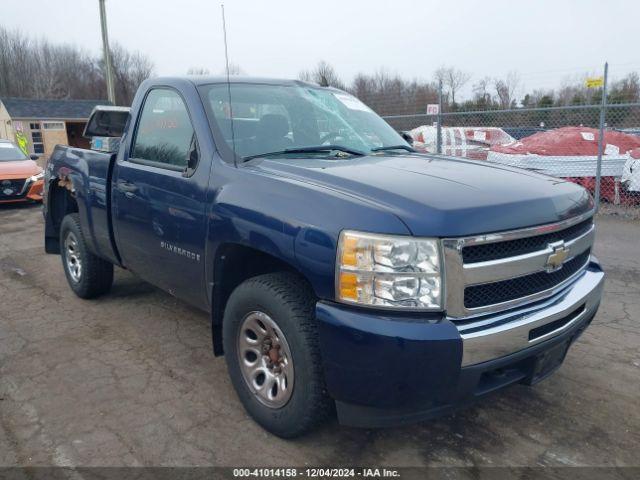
[117,181,138,196]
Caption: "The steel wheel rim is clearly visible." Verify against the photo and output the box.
[64,232,82,283]
[237,311,294,409]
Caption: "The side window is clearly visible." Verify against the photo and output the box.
[131,89,196,171]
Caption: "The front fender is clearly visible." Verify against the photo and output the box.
[204,164,411,302]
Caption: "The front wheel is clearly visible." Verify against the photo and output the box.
[60,213,114,299]
[223,272,333,438]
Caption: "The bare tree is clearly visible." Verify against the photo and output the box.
[434,66,471,105]
[349,69,437,117]
[299,61,346,89]
[0,27,32,97]
[108,43,154,105]
[610,72,640,103]
[187,67,211,75]
[0,26,153,105]
[226,62,246,76]
[472,76,493,105]
[493,71,520,108]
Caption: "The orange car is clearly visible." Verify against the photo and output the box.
[0,139,44,204]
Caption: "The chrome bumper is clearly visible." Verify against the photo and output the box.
[456,260,604,366]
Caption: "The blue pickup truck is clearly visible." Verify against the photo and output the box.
[44,77,604,437]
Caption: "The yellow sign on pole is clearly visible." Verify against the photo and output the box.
[585,77,604,88]
[15,131,29,156]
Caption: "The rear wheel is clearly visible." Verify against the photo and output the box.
[60,213,113,299]
[223,272,332,438]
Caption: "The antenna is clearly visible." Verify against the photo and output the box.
[221,4,237,166]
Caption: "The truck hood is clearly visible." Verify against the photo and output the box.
[0,160,42,180]
[250,153,594,237]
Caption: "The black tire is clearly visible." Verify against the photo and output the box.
[60,213,114,299]
[223,272,333,438]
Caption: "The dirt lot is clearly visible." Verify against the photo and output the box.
[0,204,638,468]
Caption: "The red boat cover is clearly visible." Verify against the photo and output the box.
[491,126,640,156]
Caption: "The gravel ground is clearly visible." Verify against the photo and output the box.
[0,204,638,468]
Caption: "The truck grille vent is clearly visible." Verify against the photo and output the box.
[528,304,585,341]
[464,250,591,309]
[0,179,26,199]
[462,218,593,264]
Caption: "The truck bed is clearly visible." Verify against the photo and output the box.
[46,145,120,265]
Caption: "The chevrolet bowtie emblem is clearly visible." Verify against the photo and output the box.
[545,241,569,272]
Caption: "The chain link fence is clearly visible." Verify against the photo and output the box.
[380,85,640,216]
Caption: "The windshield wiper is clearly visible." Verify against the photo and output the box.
[242,145,366,162]
[371,145,416,153]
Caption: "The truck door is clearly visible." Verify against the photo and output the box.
[112,87,209,307]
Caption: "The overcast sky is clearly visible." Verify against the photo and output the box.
[1,0,638,99]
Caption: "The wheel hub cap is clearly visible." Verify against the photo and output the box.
[64,232,82,283]
[237,311,294,408]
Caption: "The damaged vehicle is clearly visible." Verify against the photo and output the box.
[43,77,604,438]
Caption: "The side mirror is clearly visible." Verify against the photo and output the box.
[182,146,199,177]
[30,154,39,160]
[400,131,414,145]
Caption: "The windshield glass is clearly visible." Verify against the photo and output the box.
[0,142,28,162]
[200,83,409,160]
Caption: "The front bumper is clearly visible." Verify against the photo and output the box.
[316,259,604,428]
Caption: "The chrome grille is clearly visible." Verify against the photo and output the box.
[0,179,27,199]
[462,218,593,264]
[443,211,595,319]
[464,250,591,309]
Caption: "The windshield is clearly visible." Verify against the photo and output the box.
[0,142,28,162]
[200,83,409,160]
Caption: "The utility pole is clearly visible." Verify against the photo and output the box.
[99,0,116,104]
[436,79,443,154]
[594,62,608,212]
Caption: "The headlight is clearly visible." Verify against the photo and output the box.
[29,171,44,182]
[336,230,442,310]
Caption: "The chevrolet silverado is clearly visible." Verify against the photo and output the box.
[43,77,604,437]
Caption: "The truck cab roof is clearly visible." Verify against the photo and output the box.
[151,75,333,89]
